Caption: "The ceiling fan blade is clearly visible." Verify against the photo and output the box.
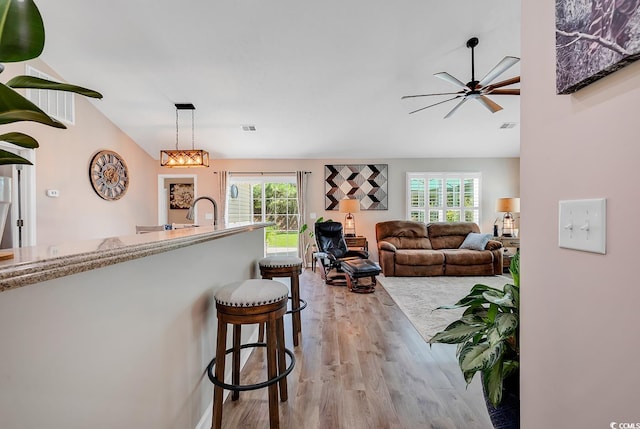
[477,56,520,87]
[443,97,469,119]
[434,72,468,90]
[401,91,464,100]
[476,95,503,113]
[488,89,520,95]
[484,76,520,91]
[408,96,462,115]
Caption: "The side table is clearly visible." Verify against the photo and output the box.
[498,237,520,273]
[345,236,368,252]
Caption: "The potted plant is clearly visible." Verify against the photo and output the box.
[0,0,103,166]
[429,252,520,428]
[299,217,329,267]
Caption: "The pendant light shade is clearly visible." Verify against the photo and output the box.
[160,103,210,167]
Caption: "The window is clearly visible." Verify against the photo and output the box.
[25,66,75,125]
[407,172,481,224]
[227,175,299,256]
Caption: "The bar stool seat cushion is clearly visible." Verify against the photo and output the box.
[215,279,288,308]
[259,256,303,268]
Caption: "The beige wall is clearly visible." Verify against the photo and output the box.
[3,60,158,246]
[521,3,640,428]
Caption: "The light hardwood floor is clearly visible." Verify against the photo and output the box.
[212,269,493,429]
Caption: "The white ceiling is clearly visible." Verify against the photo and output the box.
[37,0,521,160]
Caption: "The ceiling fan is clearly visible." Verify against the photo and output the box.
[402,37,520,118]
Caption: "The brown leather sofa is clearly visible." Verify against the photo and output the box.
[375,221,503,276]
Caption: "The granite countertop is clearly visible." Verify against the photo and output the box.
[0,222,271,293]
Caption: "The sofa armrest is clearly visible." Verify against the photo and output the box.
[485,240,502,251]
[378,241,397,252]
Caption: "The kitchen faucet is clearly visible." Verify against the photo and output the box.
[186,196,218,226]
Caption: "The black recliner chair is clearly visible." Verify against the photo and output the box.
[314,221,368,285]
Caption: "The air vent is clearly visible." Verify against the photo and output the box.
[499,122,518,129]
[241,125,257,132]
[25,66,75,125]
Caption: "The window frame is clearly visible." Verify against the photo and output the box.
[406,172,482,224]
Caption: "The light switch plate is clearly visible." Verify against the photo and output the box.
[558,198,606,254]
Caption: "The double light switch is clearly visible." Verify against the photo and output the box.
[558,198,606,254]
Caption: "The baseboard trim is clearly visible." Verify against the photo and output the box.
[194,327,259,429]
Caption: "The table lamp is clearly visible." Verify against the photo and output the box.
[339,198,360,237]
[496,197,520,237]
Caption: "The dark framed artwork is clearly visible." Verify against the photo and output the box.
[169,183,194,209]
[324,164,388,210]
[556,0,640,94]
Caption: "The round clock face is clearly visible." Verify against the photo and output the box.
[89,150,129,200]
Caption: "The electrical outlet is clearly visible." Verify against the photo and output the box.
[46,189,60,198]
[558,198,606,254]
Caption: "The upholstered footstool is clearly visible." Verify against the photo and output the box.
[340,259,381,293]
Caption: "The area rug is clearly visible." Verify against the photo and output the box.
[377,274,512,342]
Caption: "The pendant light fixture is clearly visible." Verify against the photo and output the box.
[160,103,210,167]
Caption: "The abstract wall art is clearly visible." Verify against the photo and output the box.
[324,164,388,210]
[556,0,640,94]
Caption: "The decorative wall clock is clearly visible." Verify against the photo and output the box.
[89,150,129,200]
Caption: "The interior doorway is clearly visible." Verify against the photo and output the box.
[0,142,36,249]
[157,174,197,226]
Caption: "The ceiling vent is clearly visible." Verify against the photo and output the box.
[241,125,257,132]
[499,122,518,129]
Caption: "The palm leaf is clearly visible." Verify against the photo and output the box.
[0,131,38,148]
[0,82,65,128]
[0,148,31,165]
[0,0,45,62]
[7,75,103,99]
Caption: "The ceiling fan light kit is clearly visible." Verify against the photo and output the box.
[402,37,520,118]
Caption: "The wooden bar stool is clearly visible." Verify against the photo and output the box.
[258,256,306,346]
[207,279,295,429]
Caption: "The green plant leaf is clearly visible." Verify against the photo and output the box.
[483,290,516,308]
[459,342,504,374]
[0,148,31,165]
[483,358,504,407]
[0,82,65,128]
[0,0,45,62]
[495,313,518,338]
[429,320,484,345]
[7,75,103,98]
[0,131,38,148]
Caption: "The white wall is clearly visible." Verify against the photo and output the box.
[521,3,640,428]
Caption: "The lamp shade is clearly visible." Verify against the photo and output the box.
[496,197,520,213]
[339,198,360,213]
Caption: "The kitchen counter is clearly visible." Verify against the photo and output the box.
[0,222,270,428]
[0,222,270,292]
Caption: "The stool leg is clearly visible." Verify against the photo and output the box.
[212,321,227,429]
[291,272,302,347]
[258,272,273,344]
[232,324,241,401]
[266,320,280,429]
[276,315,288,402]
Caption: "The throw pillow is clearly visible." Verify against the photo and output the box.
[459,232,493,250]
